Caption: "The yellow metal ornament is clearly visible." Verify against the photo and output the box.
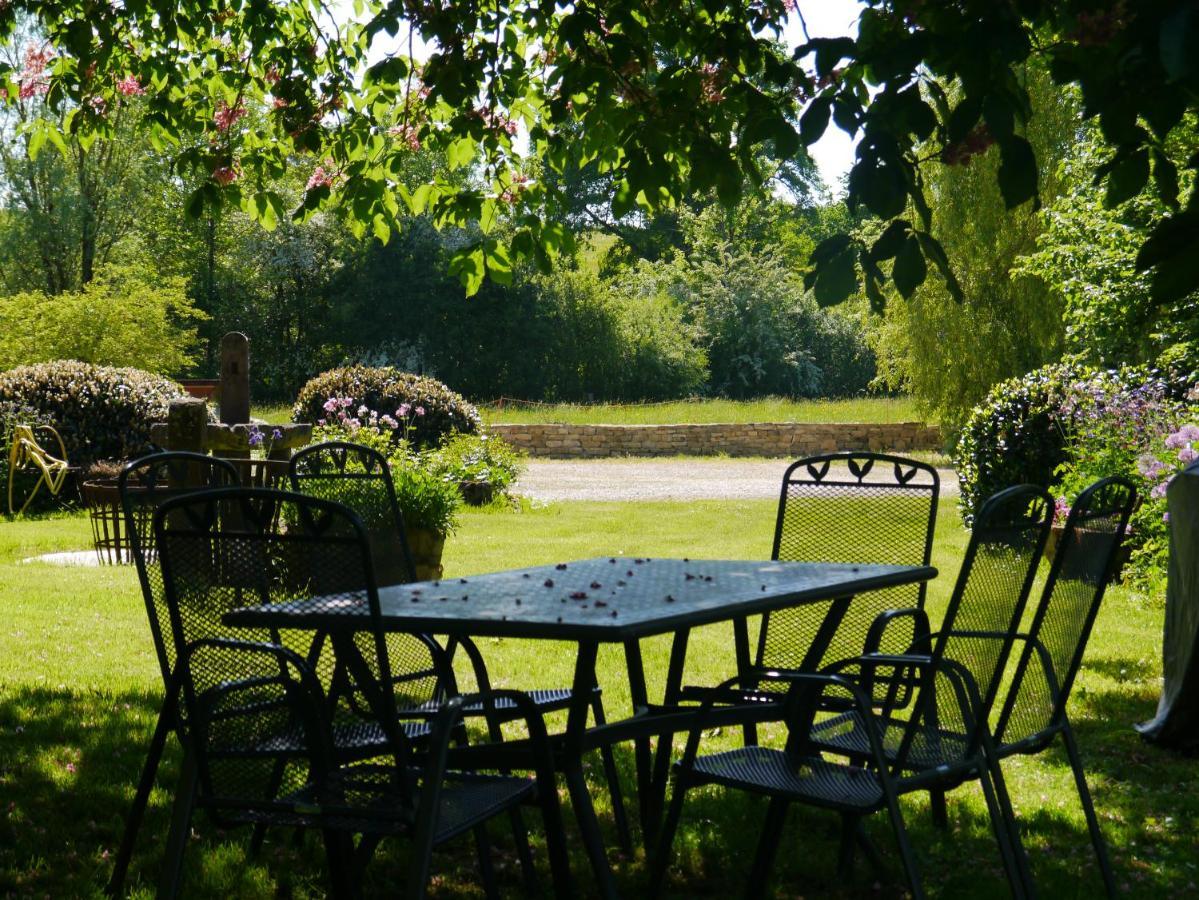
[8,424,71,516]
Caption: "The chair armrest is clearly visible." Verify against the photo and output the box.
[864,607,932,656]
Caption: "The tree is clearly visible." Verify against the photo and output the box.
[4,2,1195,307]
[868,64,1078,431]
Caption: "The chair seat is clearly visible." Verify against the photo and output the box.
[246,718,432,757]
[212,766,535,844]
[462,686,599,715]
[686,746,884,812]
[810,710,968,771]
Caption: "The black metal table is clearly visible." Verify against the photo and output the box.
[225,555,936,897]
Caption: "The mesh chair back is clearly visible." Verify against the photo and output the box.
[119,452,240,687]
[994,477,1136,748]
[155,487,434,756]
[289,441,416,587]
[759,452,939,670]
[932,484,1054,718]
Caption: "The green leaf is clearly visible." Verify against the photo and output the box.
[1104,148,1150,208]
[996,135,1038,209]
[449,245,486,296]
[892,235,927,298]
[371,213,391,243]
[799,96,831,146]
[868,219,911,262]
[1136,211,1199,271]
[27,127,46,161]
[485,240,513,286]
[811,249,858,306]
[1152,149,1180,210]
[447,137,476,170]
[810,233,853,265]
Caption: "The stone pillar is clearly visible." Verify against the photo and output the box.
[219,332,251,426]
[165,398,208,454]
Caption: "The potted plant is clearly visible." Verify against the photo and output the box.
[428,432,525,507]
[390,458,462,580]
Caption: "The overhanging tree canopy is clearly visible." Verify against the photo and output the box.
[2,0,1196,303]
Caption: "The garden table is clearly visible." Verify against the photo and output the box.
[224,555,936,898]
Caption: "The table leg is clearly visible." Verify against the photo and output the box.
[622,639,654,839]
[563,640,619,899]
[645,626,691,843]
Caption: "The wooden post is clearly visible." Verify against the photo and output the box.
[219,332,251,426]
[165,398,208,454]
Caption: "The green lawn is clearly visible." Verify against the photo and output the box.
[257,396,927,428]
[480,396,926,426]
[0,501,1188,898]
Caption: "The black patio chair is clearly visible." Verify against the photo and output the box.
[650,658,1027,899]
[653,484,1054,898]
[988,476,1135,898]
[290,440,632,851]
[146,488,568,898]
[807,484,1054,870]
[680,452,938,738]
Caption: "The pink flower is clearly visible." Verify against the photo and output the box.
[1180,447,1198,464]
[380,414,398,429]
[1165,431,1188,449]
[212,165,239,186]
[1137,453,1167,480]
[397,403,411,417]
[357,405,369,417]
[322,397,339,413]
[414,406,425,416]
[18,47,52,99]
[115,75,144,96]
[64,762,76,774]
[317,418,326,426]
[1152,479,1171,500]
[387,123,421,151]
[306,166,334,191]
[1053,496,1071,525]
[214,100,247,132]
[272,96,288,109]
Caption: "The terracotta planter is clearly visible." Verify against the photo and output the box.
[405,527,446,581]
[1045,524,1130,581]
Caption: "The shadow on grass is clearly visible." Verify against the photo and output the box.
[1,681,1193,898]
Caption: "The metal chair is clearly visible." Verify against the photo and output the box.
[148,488,568,898]
[107,455,452,895]
[290,440,632,851]
[808,484,1054,872]
[651,658,1027,899]
[989,476,1136,898]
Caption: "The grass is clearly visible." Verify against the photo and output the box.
[0,501,1188,898]
[480,396,926,426]
[257,396,928,427]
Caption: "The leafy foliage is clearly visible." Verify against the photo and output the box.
[954,363,1088,521]
[0,360,186,464]
[293,366,481,448]
[6,1,1198,308]
[0,263,206,375]
[427,431,525,502]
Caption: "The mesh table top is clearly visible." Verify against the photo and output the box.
[225,557,937,642]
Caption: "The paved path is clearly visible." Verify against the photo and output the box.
[516,457,959,502]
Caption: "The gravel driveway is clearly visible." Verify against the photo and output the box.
[516,457,959,502]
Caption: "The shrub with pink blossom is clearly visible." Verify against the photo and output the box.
[293,365,480,449]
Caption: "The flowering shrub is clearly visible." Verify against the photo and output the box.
[293,366,480,448]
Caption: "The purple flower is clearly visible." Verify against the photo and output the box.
[1137,453,1168,480]
[271,428,283,441]
[1164,512,1171,524]
[1165,431,1188,449]
[1151,479,1171,500]
[247,427,264,448]
[1182,424,1199,442]
[317,418,326,426]
[415,405,426,416]
[1180,447,1198,464]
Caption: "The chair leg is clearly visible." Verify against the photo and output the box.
[156,750,198,900]
[473,824,500,900]
[591,693,633,854]
[322,830,357,900]
[836,813,858,880]
[929,788,949,828]
[508,804,539,894]
[1061,726,1117,899]
[106,700,173,896]
[977,766,1030,900]
[745,796,790,900]
[882,791,924,900]
[649,773,691,897]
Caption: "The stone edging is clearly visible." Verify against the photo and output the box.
[489,422,941,458]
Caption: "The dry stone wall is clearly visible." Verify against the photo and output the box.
[489,422,941,458]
